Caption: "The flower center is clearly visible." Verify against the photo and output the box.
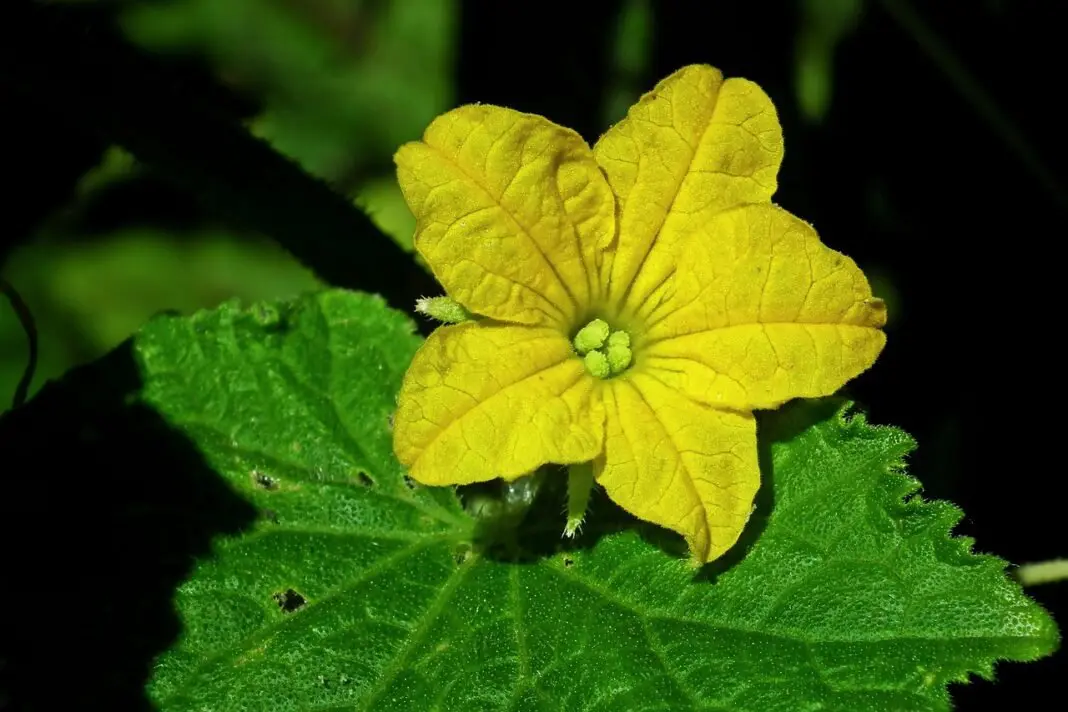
[572,318,632,379]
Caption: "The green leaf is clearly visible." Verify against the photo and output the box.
[90,291,1060,709]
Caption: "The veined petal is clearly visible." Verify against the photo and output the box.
[596,374,760,563]
[394,323,605,485]
[639,203,886,411]
[396,105,616,328]
[593,65,783,316]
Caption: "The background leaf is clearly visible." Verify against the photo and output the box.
[115,291,1056,711]
[1,0,453,408]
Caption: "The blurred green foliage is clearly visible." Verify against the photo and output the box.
[120,0,456,183]
[1,0,464,408]
[601,0,652,127]
[795,0,864,124]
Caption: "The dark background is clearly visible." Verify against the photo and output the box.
[1,0,1063,709]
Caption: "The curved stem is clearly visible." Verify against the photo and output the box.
[0,278,38,409]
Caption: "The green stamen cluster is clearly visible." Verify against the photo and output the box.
[572,318,632,378]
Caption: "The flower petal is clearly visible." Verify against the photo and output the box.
[394,323,605,485]
[593,64,783,316]
[596,374,760,563]
[639,203,886,411]
[396,105,616,328]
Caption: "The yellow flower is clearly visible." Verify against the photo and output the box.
[392,65,886,563]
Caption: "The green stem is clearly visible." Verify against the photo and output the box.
[565,463,595,537]
[1015,559,1068,587]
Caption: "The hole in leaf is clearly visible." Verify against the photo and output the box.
[250,303,284,330]
[387,412,395,431]
[252,471,278,490]
[272,588,306,613]
[453,546,470,566]
[255,302,294,333]
[563,555,574,568]
[355,471,373,487]
[403,475,417,490]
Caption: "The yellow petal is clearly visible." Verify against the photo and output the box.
[596,374,759,563]
[639,203,886,411]
[396,105,615,328]
[593,64,783,315]
[394,323,605,485]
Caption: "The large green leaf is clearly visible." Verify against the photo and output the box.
[118,291,1057,709]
